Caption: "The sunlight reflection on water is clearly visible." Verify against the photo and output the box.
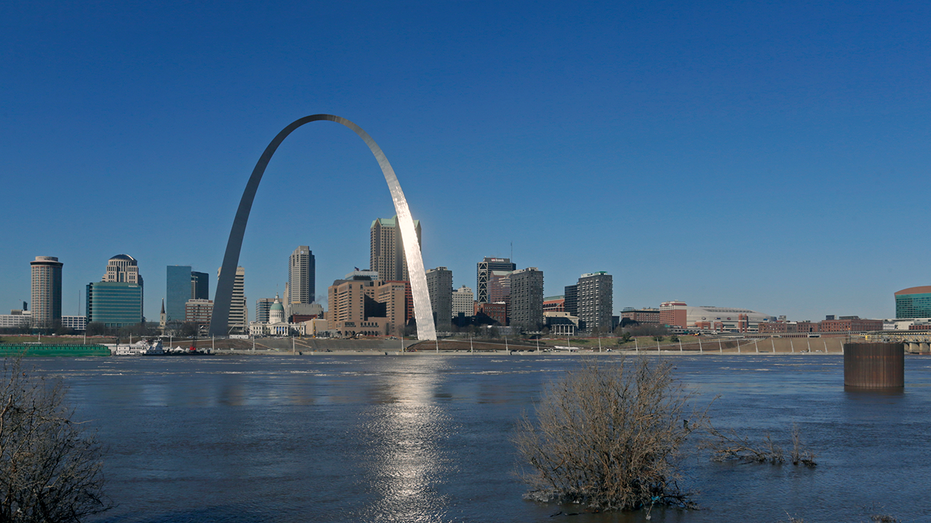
[21,354,931,522]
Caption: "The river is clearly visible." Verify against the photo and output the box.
[21,354,931,522]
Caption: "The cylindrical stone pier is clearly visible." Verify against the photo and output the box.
[844,342,904,389]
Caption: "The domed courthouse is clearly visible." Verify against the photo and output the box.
[249,296,305,336]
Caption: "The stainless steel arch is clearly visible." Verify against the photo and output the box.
[209,114,437,341]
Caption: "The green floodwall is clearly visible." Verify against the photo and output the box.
[0,344,110,357]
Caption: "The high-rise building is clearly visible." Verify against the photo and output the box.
[30,256,63,328]
[289,246,315,305]
[255,298,275,324]
[191,271,209,300]
[577,271,613,332]
[86,282,143,327]
[217,266,247,332]
[564,284,578,316]
[166,265,192,323]
[476,257,516,304]
[167,266,209,324]
[86,255,144,328]
[104,254,142,284]
[510,267,544,330]
[102,254,143,316]
[488,271,512,304]
[327,270,406,337]
[370,216,421,282]
[452,285,474,319]
[425,267,453,331]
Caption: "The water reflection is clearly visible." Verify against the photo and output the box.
[355,358,452,522]
[22,355,931,523]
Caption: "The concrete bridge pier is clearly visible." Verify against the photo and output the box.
[921,342,930,353]
[844,342,904,389]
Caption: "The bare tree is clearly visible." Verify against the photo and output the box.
[514,357,704,511]
[0,359,110,522]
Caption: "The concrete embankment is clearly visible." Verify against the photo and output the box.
[632,336,846,354]
[178,336,850,355]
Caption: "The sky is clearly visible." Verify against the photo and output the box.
[2,1,929,323]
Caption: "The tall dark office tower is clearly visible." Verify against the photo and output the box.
[564,284,578,316]
[476,257,516,304]
[191,271,209,300]
[168,267,209,324]
[30,256,63,328]
[371,216,421,282]
[289,246,315,305]
[510,267,544,330]
[577,272,613,332]
[425,267,453,331]
[166,266,192,323]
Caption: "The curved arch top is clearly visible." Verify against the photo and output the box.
[209,114,437,341]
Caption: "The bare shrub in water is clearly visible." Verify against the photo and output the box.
[0,359,111,522]
[706,422,816,467]
[514,357,703,511]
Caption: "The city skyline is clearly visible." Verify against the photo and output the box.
[2,2,929,323]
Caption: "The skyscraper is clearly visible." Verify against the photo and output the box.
[452,285,474,319]
[476,257,516,304]
[255,298,275,324]
[191,271,209,300]
[86,255,144,327]
[371,216,421,282]
[104,254,142,284]
[564,284,578,316]
[167,267,209,324]
[217,266,247,332]
[166,265,192,323]
[30,256,62,328]
[577,272,613,332]
[289,246,315,305]
[103,254,143,312]
[425,267,453,331]
[510,267,544,331]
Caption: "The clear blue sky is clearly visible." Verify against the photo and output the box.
[2,1,929,323]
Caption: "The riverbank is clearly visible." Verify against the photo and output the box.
[0,334,854,356]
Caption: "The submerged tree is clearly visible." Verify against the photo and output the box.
[514,357,704,511]
[0,359,111,522]
[705,422,817,467]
